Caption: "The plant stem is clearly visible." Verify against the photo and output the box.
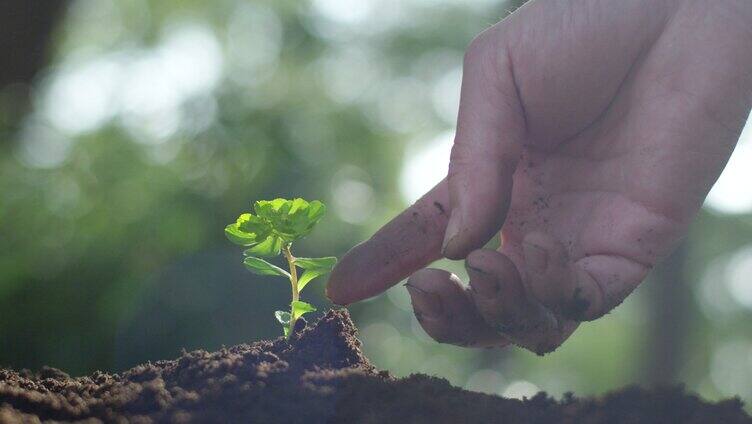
[282,244,299,337]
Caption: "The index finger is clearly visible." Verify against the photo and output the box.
[326,179,450,305]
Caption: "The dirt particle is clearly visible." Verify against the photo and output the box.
[433,201,446,215]
[533,196,550,211]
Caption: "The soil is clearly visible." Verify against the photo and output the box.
[0,309,749,423]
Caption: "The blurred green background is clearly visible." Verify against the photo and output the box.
[1,0,751,409]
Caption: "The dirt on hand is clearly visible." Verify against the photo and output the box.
[1,309,749,423]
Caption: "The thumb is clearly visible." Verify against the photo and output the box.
[442,28,526,259]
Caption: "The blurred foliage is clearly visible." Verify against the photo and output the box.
[0,0,751,411]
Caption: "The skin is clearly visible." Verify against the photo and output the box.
[326,0,752,354]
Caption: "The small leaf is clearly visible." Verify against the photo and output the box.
[237,213,272,238]
[305,201,326,225]
[297,269,328,292]
[294,257,336,291]
[291,300,316,322]
[289,198,308,214]
[294,257,337,270]
[254,199,288,220]
[275,310,291,325]
[225,213,272,246]
[243,256,290,278]
[244,236,283,257]
[253,198,327,242]
[224,224,256,246]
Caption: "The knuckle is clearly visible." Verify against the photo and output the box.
[560,284,598,322]
[449,142,472,164]
[532,341,562,356]
[466,248,500,269]
[464,28,497,65]
[463,37,485,65]
[526,328,570,356]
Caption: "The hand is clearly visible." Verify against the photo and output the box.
[327,0,752,354]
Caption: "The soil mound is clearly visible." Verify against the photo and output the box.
[1,309,749,423]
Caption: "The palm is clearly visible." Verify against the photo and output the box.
[501,105,716,283]
[496,0,747,327]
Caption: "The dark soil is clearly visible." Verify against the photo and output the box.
[1,309,749,423]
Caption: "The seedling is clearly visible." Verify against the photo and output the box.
[225,198,336,337]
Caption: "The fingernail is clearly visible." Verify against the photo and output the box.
[564,267,603,321]
[405,283,443,317]
[442,212,462,255]
[523,241,548,272]
[325,284,347,306]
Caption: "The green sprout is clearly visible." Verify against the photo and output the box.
[225,198,336,337]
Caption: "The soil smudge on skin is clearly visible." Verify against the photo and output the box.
[1,309,749,423]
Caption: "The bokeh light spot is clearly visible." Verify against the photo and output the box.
[705,112,752,214]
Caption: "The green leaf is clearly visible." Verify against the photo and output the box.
[289,197,308,214]
[297,270,327,292]
[294,257,337,291]
[275,310,291,325]
[254,199,288,221]
[243,235,283,257]
[306,200,326,225]
[224,213,272,246]
[291,300,316,322]
[243,256,290,278]
[294,257,337,270]
[253,198,327,242]
[237,213,272,237]
[225,224,256,246]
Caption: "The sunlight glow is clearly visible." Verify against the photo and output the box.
[226,4,282,87]
[465,369,505,395]
[503,380,540,400]
[43,58,121,135]
[399,131,453,204]
[311,0,374,24]
[705,113,752,215]
[39,22,223,144]
[710,340,752,397]
[725,245,752,310]
[15,121,73,169]
[431,66,462,125]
